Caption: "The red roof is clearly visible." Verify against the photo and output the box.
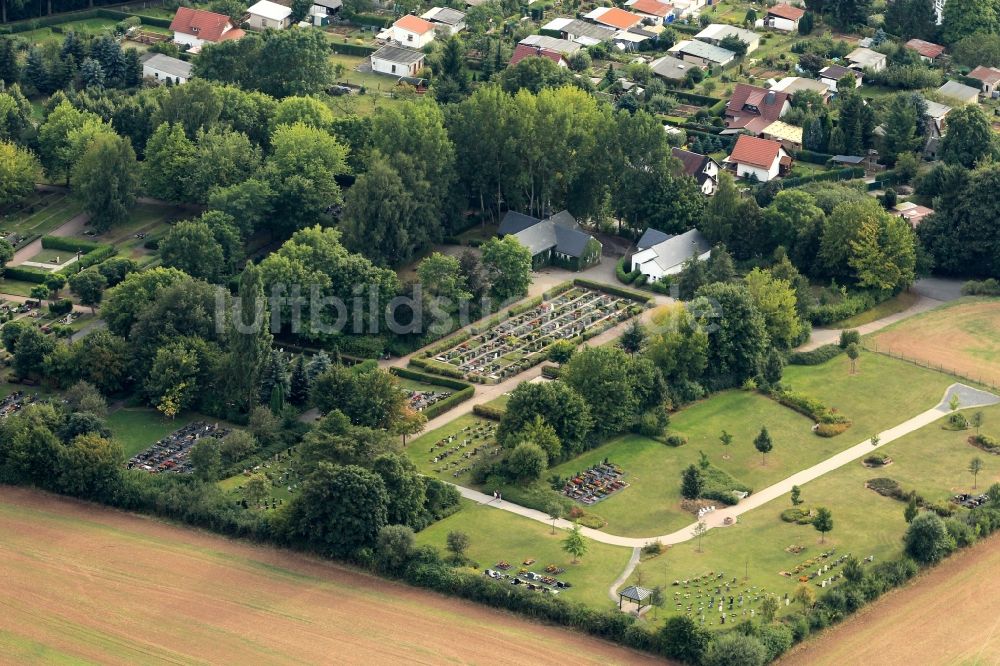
[509,43,565,67]
[725,83,790,133]
[895,204,934,228]
[630,0,674,17]
[394,14,436,34]
[905,38,945,59]
[729,135,784,169]
[593,7,642,29]
[969,66,1000,85]
[169,7,242,43]
[767,3,806,20]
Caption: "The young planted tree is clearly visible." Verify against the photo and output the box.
[446,530,470,562]
[904,495,919,523]
[969,457,984,489]
[760,595,779,623]
[790,484,802,506]
[620,319,646,356]
[562,523,588,563]
[243,472,269,508]
[971,411,984,435]
[950,394,961,411]
[546,501,562,535]
[693,520,707,553]
[813,507,833,543]
[681,464,703,500]
[871,433,881,448]
[792,583,816,609]
[754,426,773,465]
[719,430,733,459]
[846,342,860,374]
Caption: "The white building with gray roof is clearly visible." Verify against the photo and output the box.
[630,228,711,283]
[142,53,193,84]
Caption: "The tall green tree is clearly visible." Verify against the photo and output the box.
[481,235,531,303]
[225,262,272,414]
[692,282,770,389]
[159,219,226,282]
[71,133,139,232]
[0,140,38,206]
[340,153,416,266]
[940,105,997,168]
[942,0,998,44]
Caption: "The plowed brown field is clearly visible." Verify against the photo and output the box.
[0,487,661,665]
[781,532,1000,666]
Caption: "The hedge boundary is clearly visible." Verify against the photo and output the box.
[390,367,475,419]
[473,403,506,420]
[572,278,652,304]
[787,343,843,365]
[330,42,379,56]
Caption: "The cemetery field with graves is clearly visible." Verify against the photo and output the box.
[414,500,633,609]
[0,190,84,250]
[218,448,304,508]
[624,399,1000,625]
[404,414,503,485]
[106,408,202,458]
[421,285,644,383]
[127,421,231,474]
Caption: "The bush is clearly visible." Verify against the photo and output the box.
[787,344,843,365]
[945,412,968,430]
[473,404,506,420]
[771,388,851,435]
[863,453,891,466]
[809,292,878,325]
[816,421,852,437]
[48,298,73,316]
[962,278,1000,296]
[781,507,815,524]
[970,434,1000,453]
[904,512,955,564]
[615,258,639,284]
[540,364,561,379]
[838,329,860,348]
[665,434,688,447]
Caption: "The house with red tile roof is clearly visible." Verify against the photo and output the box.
[764,3,805,30]
[585,6,643,30]
[968,66,1000,96]
[625,0,674,24]
[894,202,934,228]
[390,14,437,48]
[170,7,244,48]
[725,135,790,182]
[724,83,791,135]
[509,43,567,68]
[905,38,945,62]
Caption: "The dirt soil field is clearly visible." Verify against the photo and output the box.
[0,487,662,665]
[870,298,1000,388]
[781,532,1000,666]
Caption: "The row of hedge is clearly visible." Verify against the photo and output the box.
[345,12,392,28]
[787,343,843,365]
[0,7,171,34]
[770,387,852,437]
[472,403,506,420]
[1,266,49,283]
[809,291,879,326]
[572,278,652,304]
[408,357,466,379]
[41,235,104,254]
[330,42,379,57]
[792,149,835,165]
[661,88,726,107]
[388,367,474,419]
[96,8,172,28]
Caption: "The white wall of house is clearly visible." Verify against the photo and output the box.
[391,26,434,47]
[143,64,189,84]
[631,250,711,282]
[736,161,778,182]
[371,55,424,76]
[766,16,796,31]
[247,13,290,30]
[700,178,716,195]
[173,31,204,47]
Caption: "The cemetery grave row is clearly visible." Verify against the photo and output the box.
[670,572,776,626]
[0,391,39,419]
[127,421,231,474]
[405,388,452,413]
[433,286,639,383]
[485,559,574,595]
[562,461,629,505]
[427,418,500,479]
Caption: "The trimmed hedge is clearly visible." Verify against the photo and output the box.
[793,149,834,165]
[473,403,506,420]
[422,386,474,419]
[540,364,561,379]
[96,8,173,28]
[407,357,466,379]
[331,42,379,57]
[781,167,866,189]
[572,278,652,303]
[390,366,471,391]
[809,291,880,326]
[661,88,725,107]
[788,344,843,365]
[2,266,49,283]
[71,245,117,272]
[347,12,391,28]
[41,235,103,253]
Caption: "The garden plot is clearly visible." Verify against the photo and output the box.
[434,287,636,382]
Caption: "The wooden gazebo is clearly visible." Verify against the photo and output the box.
[618,585,652,611]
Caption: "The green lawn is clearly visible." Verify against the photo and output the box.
[405,413,501,486]
[0,191,84,244]
[19,18,120,45]
[627,401,1000,628]
[831,291,919,328]
[107,407,197,458]
[415,499,633,609]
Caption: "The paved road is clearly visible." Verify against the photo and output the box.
[9,211,91,267]
[452,384,999,548]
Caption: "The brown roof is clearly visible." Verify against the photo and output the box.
[630,0,673,17]
[671,147,708,177]
[767,3,806,20]
[593,7,642,29]
[394,14,436,34]
[509,43,564,67]
[729,134,783,169]
[895,204,934,228]
[905,38,945,59]
[169,7,242,43]
[820,64,861,80]
[725,83,790,132]
[969,66,1000,85]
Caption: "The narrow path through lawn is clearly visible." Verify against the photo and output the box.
[452,384,999,548]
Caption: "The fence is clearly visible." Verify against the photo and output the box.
[864,340,1000,392]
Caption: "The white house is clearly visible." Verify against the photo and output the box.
[671,147,720,195]
[370,44,426,77]
[846,47,887,72]
[421,6,466,34]
[624,0,674,25]
[388,14,437,48]
[725,134,790,182]
[246,0,292,30]
[669,39,736,67]
[819,64,862,91]
[937,80,980,105]
[169,7,244,48]
[694,23,760,53]
[762,3,805,31]
[141,53,193,84]
[631,228,712,282]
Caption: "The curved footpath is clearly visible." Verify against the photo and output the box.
[454,384,1000,549]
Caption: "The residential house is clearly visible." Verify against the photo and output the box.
[671,0,707,18]
[819,64,862,92]
[625,0,675,25]
[389,14,437,48]
[905,38,945,62]
[761,120,803,150]
[585,6,644,30]
[370,44,426,77]
[421,7,466,34]
[770,76,831,100]
[311,0,343,16]
[968,66,1000,96]
[509,43,567,68]
[694,23,760,53]
[724,83,790,134]
[612,29,653,51]
[671,147,720,195]
[669,39,736,67]
[922,100,951,159]
[894,202,934,228]
[762,3,805,31]
[937,80,980,105]
[630,228,711,282]
[650,54,690,83]
[541,18,615,46]
[520,34,581,56]
[498,211,602,271]
[635,227,672,251]
[845,47,886,72]
[169,7,244,48]
[141,53,193,84]
[725,134,790,182]
[246,0,292,30]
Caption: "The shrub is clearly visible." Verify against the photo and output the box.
[970,434,1000,453]
[787,344,843,365]
[809,292,878,326]
[816,422,852,437]
[867,477,902,496]
[472,404,506,420]
[904,512,955,564]
[863,453,890,466]
[665,434,688,447]
[781,507,814,524]
[642,540,663,556]
[962,278,1000,296]
[615,258,639,284]
[945,412,969,430]
[838,329,860,348]
[48,298,73,316]
[540,364,561,379]
[571,278,651,303]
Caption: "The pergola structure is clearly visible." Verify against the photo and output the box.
[618,585,652,611]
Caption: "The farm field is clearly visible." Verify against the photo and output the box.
[0,487,659,665]
[624,400,1000,626]
[869,298,1000,388]
[781,532,1000,665]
